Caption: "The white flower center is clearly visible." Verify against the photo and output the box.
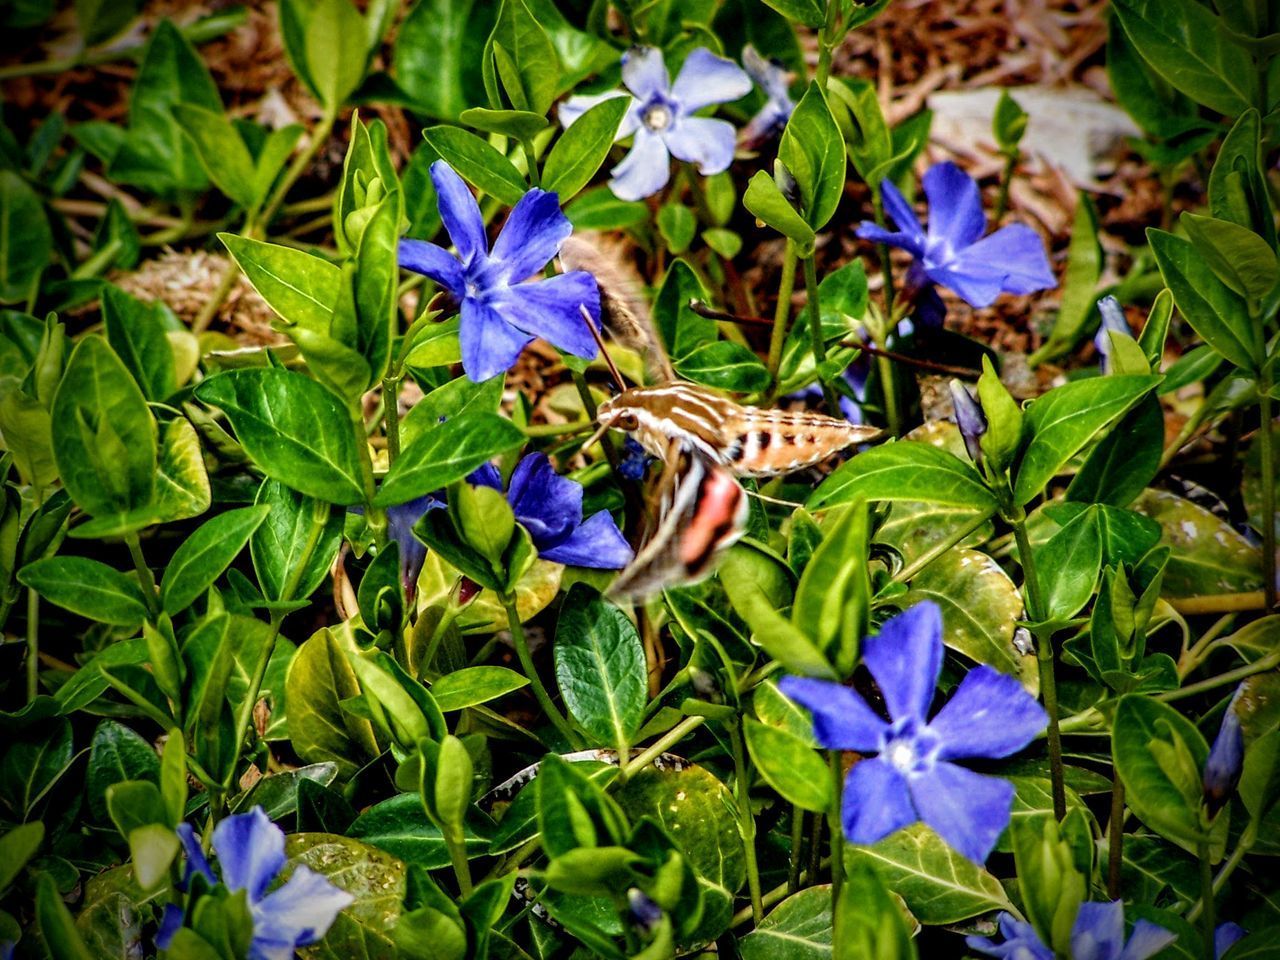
[885,740,918,773]
[642,103,673,132]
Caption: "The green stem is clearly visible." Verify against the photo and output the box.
[504,594,579,746]
[1259,375,1276,611]
[445,824,474,896]
[807,799,824,884]
[1197,841,1215,958]
[730,722,765,925]
[994,151,1018,222]
[828,751,845,901]
[125,533,160,617]
[613,716,706,786]
[731,855,833,928]
[788,807,804,894]
[382,377,401,465]
[522,139,542,188]
[892,513,989,583]
[191,258,242,333]
[802,255,840,413]
[1160,649,1280,703]
[876,350,901,437]
[766,240,799,386]
[1107,776,1124,899]
[26,589,39,702]
[258,112,336,229]
[222,613,285,792]
[815,0,840,89]
[352,404,388,548]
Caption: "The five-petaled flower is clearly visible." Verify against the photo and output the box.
[559,46,751,201]
[398,161,601,382]
[968,902,1175,960]
[780,601,1047,864]
[856,161,1055,312]
[159,807,353,960]
[471,453,633,568]
[740,45,794,148]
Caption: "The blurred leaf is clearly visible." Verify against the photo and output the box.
[756,0,823,28]
[565,187,649,230]
[172,103,258,208]
[304,0,370,112]
[1030,194,1099,365]
[657,202,697,255]
[0,717,74,820]
[0,170,51,304]
[744,718,829,812]
[1133,489,1263,597]
[1208,110,1276,248]
[744,169,815,254]
[394,0,488,120]
[74,0,140,46]
[36,872,94,960]
[430,666,528,711]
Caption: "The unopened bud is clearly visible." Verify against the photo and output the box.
[627,888,663,935]
[1203,696,1244,816]
[1094,296,1130,373]
[948,379,987,464]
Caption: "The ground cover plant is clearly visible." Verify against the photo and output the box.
[0,0,1278,957]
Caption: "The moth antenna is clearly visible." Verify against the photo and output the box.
[745,488,802,508]
[581,303,626,393]
[580,419,612,454]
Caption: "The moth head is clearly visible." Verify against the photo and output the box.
[596,393,641,432]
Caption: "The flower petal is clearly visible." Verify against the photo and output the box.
[909,762,1013,864]
[622,46,669,99]
[211,806,286,900]
[176,822,215,889]
[966,914,1054,960]
[459,300,531,382]
[252,865,354,954]
[430,161,487,265]
[942,223,1055,305]
[1071,901,1127,960]
[856,221,926,258]
[778,676,888,752]
[494,271,600,361]
[491,188,573,283]
[398,239,465,298]
[1215,923,1247,959]
[156,903,185,950]
[663,116,737,175]
[540,510,635,568]
[609,130,671,200]
[924,262,1007,309]
[861,602,943,723]
[468,463,502,490]
[930,665,1047,761]
[506,452,582,546]
[840,757,918,846]
[1120,920,1178,960]
[671,48,752,113]
[922,161,986,249]
[559,90,637,138]
[879,177,924,237]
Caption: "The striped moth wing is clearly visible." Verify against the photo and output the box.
[608,440,749,600]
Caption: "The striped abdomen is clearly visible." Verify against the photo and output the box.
[721,408,881,477]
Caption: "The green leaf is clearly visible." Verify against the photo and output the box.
[251,479,343,604]
[744,718,830,812]
[422,125,527,207]
[286,628,379,779]
[196,368,366,505]
[1133,489,1263,597]
[482,0,560,116]
[756,0,823,28]
[739,886,833,959]
[836,865,917,959]
[1180,212,1279,315]
[793,502,870,674]
[18,556,148,626]
[0,821,43,894]
[86,720,160,823]
[430,666,529,711]
[348,792,492,868]
[51,335,156,519]
[744,170,816,254]
[172,103,258,208]
[1109,0,1256,116]
[1065,395,1163,508]
[905,547,1037,692]
[565,187,649,230]
[675,340,771,393]
[1112,694,1210,852]
[1149,227,1259,371]
[542,96,628,200]
[1208,110,1276,249]
[1012,375,1160,505]
[0,718,73,820]
[399,374,502,448]
[36,872,95,960]
[393,0,483,120]
[779,82,845,230]
[844,823,1014,924]
[220,234,342,334]
[0,169,52,304]
[128,823,179,891]
[1029,194,1099,365]
[657,203,697,255]
[284,833,406,956]
[304,0,369,111]
[101,285,176,402]
[375,412,525,507]
[554,584,647,752]
[160,505,271,614]
[809,441,997,513]
[992,90,1028,152]
[1034,506,1103,622]
[75,0,140,46]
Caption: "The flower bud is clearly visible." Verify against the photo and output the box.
[948,379,987,464]
[627,888,664,935]
[1094,296,1130,373]
[1203,696,1244,816]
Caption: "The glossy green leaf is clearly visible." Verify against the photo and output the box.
[543,96,628,200]
[1065,395,1163,508]
[565,187,649,230]
[220,234,342,334]
[423,126,527,208]
[304,0,369,111]
[18,557,148,626]
[809,441,997,513]
[779,81,845,230]
[744,170,815,254]
[1034,507,1103,622]
[793,502,869,673]
[375,412,525,507]
[172,103,258,208]
[1181,212,1279,315]
[160,505,271,614]
[286,627,379,779]
[739,886,833,959]
[101,285,176,402]
[394,0,484,120]
[196,368,366,505]
[86,720,160,823]
[743,718,829,812]
[348,792,493,868]
[482,0,560,116]
[1208,110,1275,248]
[430,666,529,711]
[1133,489,1263,597]
[835,866,917,959]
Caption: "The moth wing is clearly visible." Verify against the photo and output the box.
[608,441,748,601]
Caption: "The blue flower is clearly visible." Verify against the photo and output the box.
[471,453,633,569]
[856,161,1055,309]
[1094,296,1131,373]
[618,437,652,481]
[399,161,601,382]
[780,602,1047,863]
[949,379,987,464]
[162,808,353,960]
[0,941,13,960]
[559,46,751,200]
[1216,922,1247,958]
[387,493,446,597]
[740,45,794,148]
[1204,690,1244,815]
[968,903,1175,960]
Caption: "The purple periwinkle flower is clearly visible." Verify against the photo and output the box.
[387,493,446,599]
[740,45,794,148]
[779,602,1047,864]
[856,161,1055,310]
[399,161,601,382]
[949,379,987,463]
[968,903,1175,960]
[471,453,633,569]
[1204,690,1244,816]
[1095,296,1131,373]
[1216,922,1247,958]
[162,808,353,960]
[559,46,751,201]
[619,437,652,481]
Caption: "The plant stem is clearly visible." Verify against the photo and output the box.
[1169,592,1268,615]
[258,112,337,229]
[808,800,824,883]
[26,589,39,702]
[788,807,804,894]
[522,139,542,188]
[191,258,242,333]
[1259,378,1276,611]
[766,240,798,386]
[892,513,989,583]
[124,533,160,617]
[614,716,706,786]
[731,855,833,928]
[828,750,845,901]
[876,351,901,437]
[503,594,579,747]
[223,613,285,792]
[1160,649,1280,702]
[1197,841,1215,957]
[802,255,840,413]
[445,823,474,896]
[382,377,401,465]
[1107,777,1124,899]
[994,152,1017,222]
[730,722,764,925]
